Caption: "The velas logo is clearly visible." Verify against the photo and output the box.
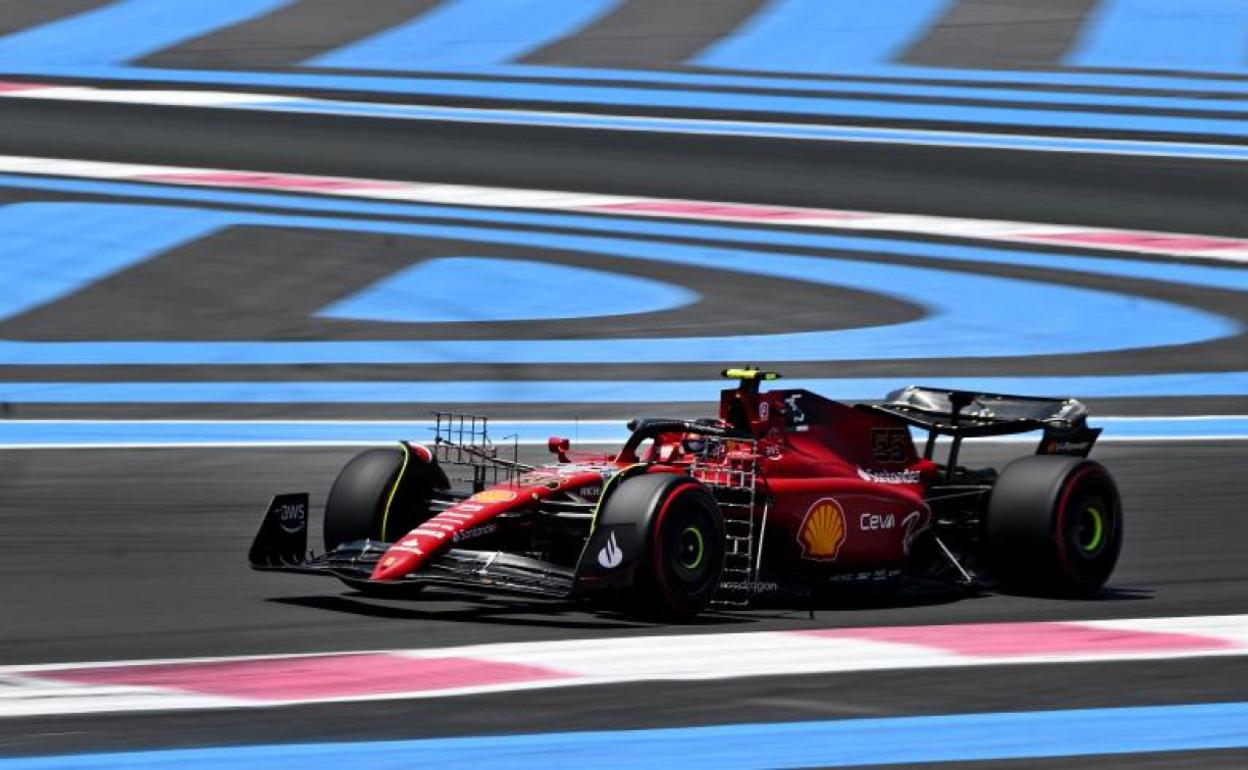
[798,498,847,561]
[597,531,623,569]
[469,489,517,504]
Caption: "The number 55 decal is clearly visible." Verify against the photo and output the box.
[870,427,909,463]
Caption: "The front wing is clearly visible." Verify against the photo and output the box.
[249,493,577,599]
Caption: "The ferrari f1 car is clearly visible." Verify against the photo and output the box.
[250,369,1123,618]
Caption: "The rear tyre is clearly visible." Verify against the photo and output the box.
[984,455,1123,597]
[600,473,726,619]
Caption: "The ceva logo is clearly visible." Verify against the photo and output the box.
[597,531,623,569]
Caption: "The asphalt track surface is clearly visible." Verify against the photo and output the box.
[2,2,1248,767]
[3,441,1248,764]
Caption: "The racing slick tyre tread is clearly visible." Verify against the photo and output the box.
[323,445,447,550]
[323,447,403,552]
[601,473,726,620]
[984,455,1123,597]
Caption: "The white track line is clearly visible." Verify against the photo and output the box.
[3,614,1248,718]
[1,154,1247,262]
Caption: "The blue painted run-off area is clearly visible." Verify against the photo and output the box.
[1,0,1248,136]
[4,701,1248,768]
[2,416,1248,446]
[311,0,619,71]
[1068,0,1248,75]
[0,0,292,68]
[0,199,1235,365]
[696,0,952,73]
[4,373,1248,406]
[318,257,696,323]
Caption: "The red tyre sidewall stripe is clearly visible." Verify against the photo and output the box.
[652,482,704,612]
[1054,465,1108,575]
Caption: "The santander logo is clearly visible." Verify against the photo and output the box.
[597,531,623,569]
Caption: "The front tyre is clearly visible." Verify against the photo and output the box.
[984,456,1123,597]
[323,444,447,549]
[598,473,726,619]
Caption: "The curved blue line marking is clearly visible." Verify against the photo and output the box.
[695,0,953,73]
[4,702,1248,769]
[0,203,230,321]
[249,97,1248,156]
[1068,0,1248,75]
[5,1,1248,96]
[396,62,1248,108]
[312,0,620,71]
[3,174,1248,299]
[318,257,697,323]
[0,202,1233,365]
[0,0,294,68]
[260,84,1248,122]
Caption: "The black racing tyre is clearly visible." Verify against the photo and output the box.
[602,473,726,619]
[984,455,1123,597]
[323,445,445,551]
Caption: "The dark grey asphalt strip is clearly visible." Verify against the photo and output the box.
[521,0,765,70]
[900,0,1100,72]
[135,0,437,71]
[0,0,107,37]
[1,100,1246,239]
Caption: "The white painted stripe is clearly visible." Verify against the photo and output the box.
[0,677,248,718]
[6,79,1248,162]
[0,154,1245,262]
[3,614,1247,718]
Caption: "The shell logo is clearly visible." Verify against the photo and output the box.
[798,498,847,561]
[470,489,518,504]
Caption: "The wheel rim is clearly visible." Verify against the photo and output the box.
[678,526,706,570]
[1077,505,1106,555]
[659,491,721,594]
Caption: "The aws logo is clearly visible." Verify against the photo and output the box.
[798,498,847,561]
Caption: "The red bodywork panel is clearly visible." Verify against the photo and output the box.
[372,385,935,581]
[371,459,612,581]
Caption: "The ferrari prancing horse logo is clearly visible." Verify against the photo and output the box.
[798,498,847,561]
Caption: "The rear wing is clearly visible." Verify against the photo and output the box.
[869,386,1090,436]
[862,386,1101,479]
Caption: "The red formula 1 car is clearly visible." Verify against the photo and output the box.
[250,369,1123,618]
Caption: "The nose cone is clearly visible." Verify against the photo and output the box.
[369,546,421,581]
